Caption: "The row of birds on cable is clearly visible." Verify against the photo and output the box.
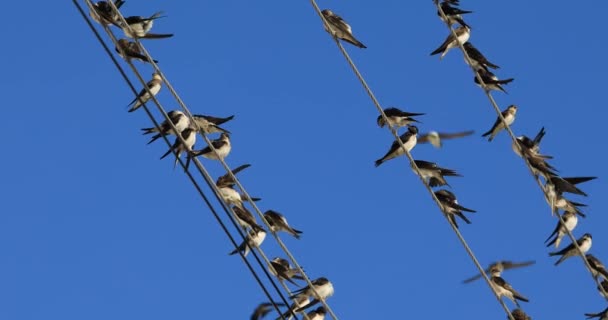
[89,2,334,319]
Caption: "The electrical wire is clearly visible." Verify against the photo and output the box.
[433,0,608,302]
[307,1,518,319]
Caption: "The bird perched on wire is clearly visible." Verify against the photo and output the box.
[229,228,266,257]
[434,189,476,228]
[159,127,196,169]
[127,72,162,112]
[417,130,474,148]
[115,38,157,64]
[264,210,303,239]
[232,206,264,232]
[290,277,334,312]
[545,211,578,248]
[430,25,470,59]
[544,175,596,215]
[269,257,305,286]
[376,107,424,129]
[510,308,532,320]
[215,164,251,188]
[549,233,592,266]
[217,183,260,209]
[512,127,558,179]
[436,0,472,28]
[375,125,418,167]
[193,133,232,161]
[462,260,535,284]
[463,42,500,71]
[482,105,517,142]
[599,280,608,299]
[250,302,285,320]
[121,11,174,39]
[412,160,462,188]
[489,268,529,308]
[89,0,125,27]
[321,9,366,48]
[141,110,189,144]
[306,307,327,320]
[191,114,234,134]
[278,295,311,320]
[586,254,608,280]
[585,306,608,320]
[474,68,514,93]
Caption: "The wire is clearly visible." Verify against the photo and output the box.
[433,0,608,302]
[307,1,518,319]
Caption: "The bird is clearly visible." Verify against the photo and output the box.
[549,233,592,266]
[217,184,261,208]
[513,127,558,179]
[545,211,578,248]
[127,73,162,112]
[513,127,548,158]
[417,130,474,148]
[462,260,535,284]
[264,210,302,239]
[546,176,597,197]
[121,12,174,39]
[89,0,125,26]
[430,25,470,59]
[463,42,500,71]
[434,189,476,228]
[545,176,596,215]
[115,39,157,64]
[586,254,608,280]
[599,279,608,299]
[290,277,334,312]
[229,229,266,257]
[306,307,327,320]
[481,105,517,142]
[232,206,264,232]
[585,306,608,320]
[489,268,529,307]
[159,128,196,169]
[474,68,514,93]
[321,9,366,48]
[412,160,462,187]
[277,295,311,320]
[375,125,418,167]
[191,114,234,134]
[250,302,285,320]
[141,110,189,144]
[215,164,252,188]
[437,1,472,28]
[269,257,305,286]
[192,133,231,161]
[376,107,425,128]
[510,308,532,320]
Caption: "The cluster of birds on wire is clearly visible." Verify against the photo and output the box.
[86,0,605,319]
[321,0,607,319]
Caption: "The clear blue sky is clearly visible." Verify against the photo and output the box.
[2,0,607,319]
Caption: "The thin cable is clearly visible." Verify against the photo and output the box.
[433,0,608,301]
[308,1,517,319]
[75,1,295,317]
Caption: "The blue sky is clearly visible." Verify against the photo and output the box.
[2,0,607,319]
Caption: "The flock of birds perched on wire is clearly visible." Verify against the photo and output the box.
[85,0,606,319]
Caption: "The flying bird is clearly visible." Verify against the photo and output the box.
[215,164,252,188]
[430,25,470,59]
[490,270,529,307]
[115,39,157,64]
[545,211,578,248]
[141,110,189,144]
[586,254,608,280]
[269,257,305,286]
[434,189,476,228]
[413,160,462,187]
[417,130,474,148]
[291,277,334,312]
[121,12,174,39]
[376,107,424,128]
[159,128,196,169]
[127,73,162,112]
[264,210,303,239]
[89,0,125,26]
[229,229,266,257]
[549,233,592,266]
[193,133,232,161]
[462,260,535,284]
[481,105,517,142]
[250,302,285,320]
[585,306,608,320]
[463,42,500,71]
[321,9,366,48]
[191,114,234,134]
[474,68,514,93]
[375,125,418,167]
[232,206,264,232]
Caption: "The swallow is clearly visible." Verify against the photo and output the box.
[115,39,158,64]
[121,12,174,39]
[321,9,366,48]
[474,68,514,93]
[513,127,558,179]
[585,307,608,320]
[192,133,231,161]
[545,211,578,248]
[229,228,266,257]
[127,73,162,112]
[599,279,608,299]
[374,125,418,167]
[463,42,500,71]
[188,114,234,134]
[544,176,596,215]
[277,295,310,320]
[232,206,264,232]
[549,233,592,266]
[413,160,462,187]
[217,184,261,208]
[513,127,548,158]
[291,277,334,312]
[481,105,517,142]
[216,164,252,188]
[462,260,535,284]
[89,0,125,26]
[430,25,470,59]
[250,302,285,320]
[489,268,529,308]
[269,257,305,286]
[306,307,327,320]
[437,1,472,28]
[159,127,196,169]
[554,195,587,217]
[510,308,532,320]
[586,254,608,280]
[546,176,597,197]
[417,130,474,148]
[434,189,475,228]
[264,210,303,239]
[376,107,425,128]
[141,110,189,144]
